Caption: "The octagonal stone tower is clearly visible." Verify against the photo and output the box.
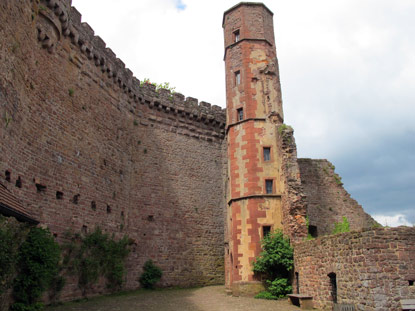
[223,2,287,296]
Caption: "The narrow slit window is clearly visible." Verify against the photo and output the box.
[263,147,271,161]
[5,170,11,182]
[328,273,337,303]
[295,272,300,294]
[237,108,244,121]
[56,191,63,200]
[262,225,271,237]
[15,176,22,188]
[233,30,240,42]
[235,71,241,85]
[265,179,273,194]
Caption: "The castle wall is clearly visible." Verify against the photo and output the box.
[293,227,415,310]
[0,0,226,300]
[298,158,377,236]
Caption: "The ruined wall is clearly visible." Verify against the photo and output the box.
[293,227,415,311]
[298,158,377,236]
[0,0,226,300]
[279,126,308,242]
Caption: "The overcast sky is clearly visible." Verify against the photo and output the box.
[71,0,415,227]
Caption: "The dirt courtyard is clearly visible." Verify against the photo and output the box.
[47,286,303,311]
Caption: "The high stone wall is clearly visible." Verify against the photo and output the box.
[0,0,226,300]
[298,158,378,236]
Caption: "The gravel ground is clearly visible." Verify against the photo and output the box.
[47,286,303,311]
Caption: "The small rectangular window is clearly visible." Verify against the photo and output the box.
[263,226,271,237]
[235,71,241,85]
[237,108,244,121]
[263,147,271,161]
[265,179,273,194]
[308,225,318,238]
[234,30,240,42]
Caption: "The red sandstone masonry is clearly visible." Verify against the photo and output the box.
[294,227,415,311]
[0,0,226,301]
[298,158,378,236]
[279,127,308,242]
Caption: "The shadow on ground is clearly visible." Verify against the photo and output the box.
[47,285,302,311]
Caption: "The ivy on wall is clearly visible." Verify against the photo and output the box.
[11,227,61,311]
[62,227,131,296]
[0,218,131,311]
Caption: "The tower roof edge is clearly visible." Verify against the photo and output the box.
[222,2,274,27]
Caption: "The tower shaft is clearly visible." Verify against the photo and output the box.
[223,2,285,296]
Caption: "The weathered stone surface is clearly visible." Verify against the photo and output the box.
[223,3,307,295]
[0,0,226,301]
[298,159,378,236]
[293,227,415,311]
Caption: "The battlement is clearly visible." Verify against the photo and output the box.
[39,0,226,133]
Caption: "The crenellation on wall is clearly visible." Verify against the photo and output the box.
[3,0,413,308]
[0,0,226,301]
[37,0,226,129]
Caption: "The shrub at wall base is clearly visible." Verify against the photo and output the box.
[253,230,293,299]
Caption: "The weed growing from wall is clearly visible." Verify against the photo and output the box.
[333,174,343,185]
[253,230,293,299]
[62,228,130,296]
[140,78,176,94]
[332,216,350,234]
[139,260,163,289]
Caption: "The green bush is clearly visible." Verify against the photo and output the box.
[11,227,61,310]
[139,260,162,289]
[332,216,350,234]
[62,228,130,295]
[253,230,293,299]
[266,277,292,298]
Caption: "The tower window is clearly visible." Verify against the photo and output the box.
[262,225,271,237]
[235,71,241,85]
[263,147,271,161]
[237,108,244,121]
[233,30,240,42]
[265,179,273,194]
